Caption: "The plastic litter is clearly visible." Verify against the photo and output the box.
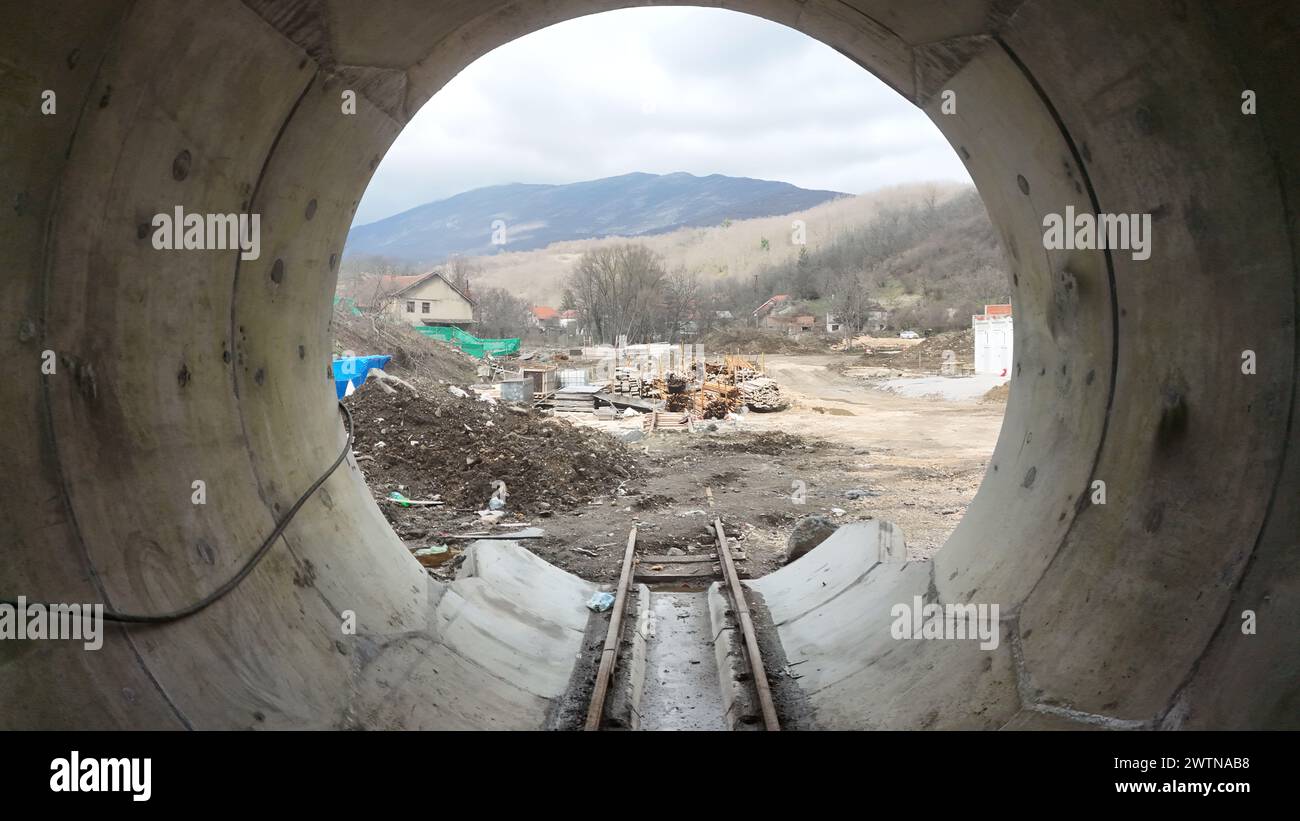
[587,592,616,612]
[332,354,393,398]
[412,544,455,568]
[487,480,508,511]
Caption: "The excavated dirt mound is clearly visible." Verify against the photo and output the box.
[700,431,827,456]
[701,326,825,355]
[344,382,642,514]
[330,303,480,384]
[857,328,975,372]
[981,382,1010,403]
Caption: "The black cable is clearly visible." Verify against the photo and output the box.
[1,401,355,625]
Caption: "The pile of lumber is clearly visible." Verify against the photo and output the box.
[739,377,787,412]
[643,411,691,433]
[701,395,737,419]
[611,366,644,395]
[660,373,694,412]
[699,382,742,419]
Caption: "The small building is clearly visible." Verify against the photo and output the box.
[558,309,580,329]
[343,270,476,329]
[530,305,560,332]
[973,303,1014,376]
[753,294,792,318]
[762,312,817,335]
[791,314,816,333]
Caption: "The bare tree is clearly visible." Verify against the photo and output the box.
[445,255,480,297]
[830,269,873,335]
[565,244,668,344]
[474,287,531,338]
[658,266,700,343]
[338,253,419,283]
[360,274,399,314]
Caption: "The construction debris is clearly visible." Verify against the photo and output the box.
[587,592,616,612]
[412,544,458,568]
[739,377,787,412]
[344,378,642,516]
[552,384,604,413]
[643,411,691,433]
[383,491,443,507]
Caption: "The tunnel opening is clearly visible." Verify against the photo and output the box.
[334,7,1012,589]
[2,0,1295,731]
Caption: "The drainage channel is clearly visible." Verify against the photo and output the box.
[585,519,781,731]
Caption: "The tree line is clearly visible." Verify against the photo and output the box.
[559,187,1012,343]
[340,187,1013,342]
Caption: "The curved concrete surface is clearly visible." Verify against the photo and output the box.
[1,1,1295,729]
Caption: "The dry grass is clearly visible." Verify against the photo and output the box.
[465,182,968,304]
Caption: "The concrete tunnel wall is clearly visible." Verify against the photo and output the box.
[0,0,1295,729]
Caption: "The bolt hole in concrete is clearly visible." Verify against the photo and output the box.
[5,1,1293,733]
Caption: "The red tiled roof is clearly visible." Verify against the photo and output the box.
[531,306,559,320]
[753,293,794,318]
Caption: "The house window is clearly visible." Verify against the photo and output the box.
[406,301,415,313]
[422,302,431,314]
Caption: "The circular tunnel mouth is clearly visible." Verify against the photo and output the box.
[6,1,1294,731]
[336,9,1015,585]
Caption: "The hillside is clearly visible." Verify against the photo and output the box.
[345,171,845,261]
[417,182,968,304]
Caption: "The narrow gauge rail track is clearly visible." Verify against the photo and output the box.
[584,518,780,731]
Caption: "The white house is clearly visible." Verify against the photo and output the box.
[345,271,476,329]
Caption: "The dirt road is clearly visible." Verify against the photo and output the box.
[362,352,1006,584]
[523,353,1007,581]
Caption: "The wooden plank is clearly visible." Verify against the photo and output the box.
[430,533,542,541]
[633,571,718,584]
[713,518,780,731]
[637,551,746,564]
[584,527,638,731]
[593,392,655,413]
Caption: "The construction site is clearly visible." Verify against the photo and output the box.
[2,0,1296,741]
[331,307,1007,729]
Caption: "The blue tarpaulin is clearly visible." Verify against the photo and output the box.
[333,355,393,398]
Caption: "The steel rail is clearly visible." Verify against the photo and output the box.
[713,518,780,731]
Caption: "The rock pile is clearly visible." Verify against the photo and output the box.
[739,377,787,412]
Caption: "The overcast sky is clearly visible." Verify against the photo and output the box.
[353,6,971,226]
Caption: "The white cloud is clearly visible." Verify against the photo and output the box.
[353,7,971,225]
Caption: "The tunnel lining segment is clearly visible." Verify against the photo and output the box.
[0,0,1295,729]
